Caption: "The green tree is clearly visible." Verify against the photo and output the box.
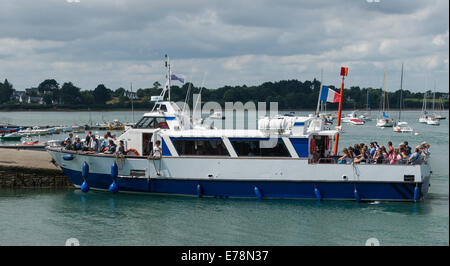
[136,88,146,98]
[93,84,111,105]
[38,79,59,95]
[60,82,82,104]
[114,87,125,97]
[153,81,161,90]
[42,93,53,105]
[81,91,95,105]
[0,79,14,103]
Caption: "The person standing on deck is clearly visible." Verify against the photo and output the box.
[88,135,101,153]
[84,131,92,146]
[153,140,162,159]
[404,141,412,156]
[63,133,73,150]
[116,140,125,155]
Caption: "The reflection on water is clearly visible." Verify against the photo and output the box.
[0,187,447,245]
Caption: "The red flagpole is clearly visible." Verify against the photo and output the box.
[333,67,348,155]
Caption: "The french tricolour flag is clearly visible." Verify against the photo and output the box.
[320,86,341,103]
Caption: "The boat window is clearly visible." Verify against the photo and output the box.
[155,117,169,129]
[172,138,229,156]
[231,139,290,157]
[135,117,149,128]
[157,105,167,112]
[135,117,168,129]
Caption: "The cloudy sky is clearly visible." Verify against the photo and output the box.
[0,0,448,92]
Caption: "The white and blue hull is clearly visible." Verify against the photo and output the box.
[48,148,431,201]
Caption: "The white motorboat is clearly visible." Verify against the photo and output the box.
[393,124,414,133]
[376,118,394,127]
[349,119,365,125]
[426,116,440,125]
[419,115,428,123]
[18,126,50,136]
[208,111,225,120]
[45,58,433,202]
[342,111,364,124]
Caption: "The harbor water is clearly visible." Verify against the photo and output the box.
[0,110,448,245]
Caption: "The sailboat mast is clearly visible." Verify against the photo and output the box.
[383,70,386,111]
[399,63,404,121]
[432,81,436,111]
[131,82,134,123]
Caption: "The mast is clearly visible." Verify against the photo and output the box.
[432,81,436,112]
[315,69,324,116]
[130,82,134,123]
[398,63,404,121]
[151,55,171,112]
[333,66,348,155]
[382,70,386,112]
[165,54,171,102]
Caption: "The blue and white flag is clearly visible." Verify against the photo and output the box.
[382,112,389,118]
[170,73,185,84]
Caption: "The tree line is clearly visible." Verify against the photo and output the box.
[0,78,448,110]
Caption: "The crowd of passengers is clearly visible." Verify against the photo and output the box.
[62,131,125,155]
[334,141,430,165]
[61,131,162,157]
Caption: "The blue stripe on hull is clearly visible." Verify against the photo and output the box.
[61,168,422,201]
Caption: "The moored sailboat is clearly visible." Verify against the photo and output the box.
[393,64,413,133]
[376,70,394,127]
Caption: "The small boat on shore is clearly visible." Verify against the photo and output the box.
[0,133,22,141]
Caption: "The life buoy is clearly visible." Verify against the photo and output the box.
[310,138,316,154]
[125,148,139,156]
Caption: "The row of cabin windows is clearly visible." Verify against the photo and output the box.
[171,138,290,157]
[172,139,229,156]
[231,140,290,157]
[135,117,169,129]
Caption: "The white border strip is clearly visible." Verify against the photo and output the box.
[222,137,238,157]
[282,137,299,158]
[162,135,179,157]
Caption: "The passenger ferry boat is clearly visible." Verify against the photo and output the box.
[46,63,432,202]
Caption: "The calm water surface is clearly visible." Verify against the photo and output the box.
[0,110,448,245]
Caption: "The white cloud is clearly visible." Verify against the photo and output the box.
[0,0,448,92]
[432,30,449,46]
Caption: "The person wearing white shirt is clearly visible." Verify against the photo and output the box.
[153,140,162,158]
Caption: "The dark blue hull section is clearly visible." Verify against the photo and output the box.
[62,167,422,201]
